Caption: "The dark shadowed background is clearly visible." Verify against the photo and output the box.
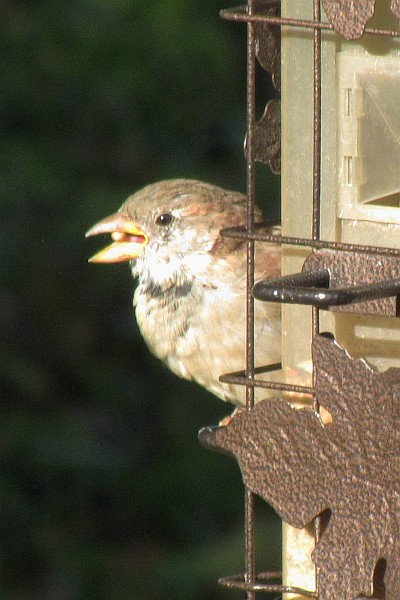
[1,1,280,598]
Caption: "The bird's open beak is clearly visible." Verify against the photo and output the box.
[85,213,149,263]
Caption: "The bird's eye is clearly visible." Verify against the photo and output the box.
[156,213,174,226]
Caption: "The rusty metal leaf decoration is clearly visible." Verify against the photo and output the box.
[201,335,400,600]
[254,1,281,90]
[322,0,376,40]
[245,99,281,174]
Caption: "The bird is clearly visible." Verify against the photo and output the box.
[86,179,281,406]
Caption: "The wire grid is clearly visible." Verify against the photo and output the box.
[218,1,400,597]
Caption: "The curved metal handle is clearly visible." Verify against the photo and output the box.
[253,269,400,310]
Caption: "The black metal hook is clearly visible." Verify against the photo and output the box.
[253,269,400,310]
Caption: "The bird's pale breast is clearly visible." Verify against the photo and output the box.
[134,264,281,406]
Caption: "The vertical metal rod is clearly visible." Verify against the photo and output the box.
[312,0,321,239]
[312,0,321,404]
[245,0,257,596]
[244,486,256,598]
[312,1,322,594]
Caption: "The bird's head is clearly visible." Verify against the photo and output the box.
[86,179,249,288]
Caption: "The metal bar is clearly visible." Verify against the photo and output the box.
[244,487,255,600]
[245,0,257,596]
[219,371,315,395]
[219,573,317,596]
[246,1,256,410]
[220,6,400,38]
[253,271,400,309]
[312,1,322,588]
[312,0,321,243]
[312,0,321,392]
[221,227,400,257]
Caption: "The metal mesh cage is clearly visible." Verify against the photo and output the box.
[205,1,400,598]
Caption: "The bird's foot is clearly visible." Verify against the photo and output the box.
[218,406,243,427]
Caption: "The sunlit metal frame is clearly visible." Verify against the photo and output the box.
[217,1,400,597]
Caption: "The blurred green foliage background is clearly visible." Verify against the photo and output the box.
[1,1,280,598]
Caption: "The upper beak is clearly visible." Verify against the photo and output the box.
[85,212,149,263]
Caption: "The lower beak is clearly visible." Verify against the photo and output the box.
[85,212,149,263]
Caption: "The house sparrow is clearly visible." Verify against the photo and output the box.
[86,179,281,406]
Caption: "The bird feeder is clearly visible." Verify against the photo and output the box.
[200,1,400,598]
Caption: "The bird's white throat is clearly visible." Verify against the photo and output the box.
[132,247,214,292]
